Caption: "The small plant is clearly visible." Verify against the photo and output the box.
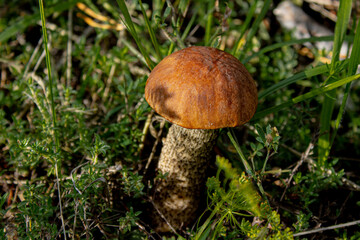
[15,183,58,239]
[0,193,9,238]
[194,156,293,239]
[118,207,142,234]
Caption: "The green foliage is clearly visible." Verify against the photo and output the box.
[118,206,141,234]
[318,0,359,164]
[120,167,145,198]
[116,0,155,69]
[336,230,360,240]
[195,156,293,239]
[1,0,360,238]
[292,212,311,232]
[16,183,58,239]
[258,45,298,84]
[0,193,7,239]
[88,134,110,164]
[227,124,281,204]
[0,193,9,230]
[292,159,344,209]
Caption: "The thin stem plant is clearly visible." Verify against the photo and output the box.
[38,0,66,238]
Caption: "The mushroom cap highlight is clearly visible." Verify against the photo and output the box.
[145,46,258,129]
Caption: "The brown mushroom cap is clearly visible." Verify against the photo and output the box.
[145,46,258,129]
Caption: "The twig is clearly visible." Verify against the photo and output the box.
[187,24,200,40]
[138,110,154,155]
[160,28,176,45]
[293,219,360,237]
[280,143,314,201]
[23,37,43,79]
[1,62,6,87]
[280,143,360,191]
[103,63,116,101]
[71,161,90,195]
[73,199,79,240]
[308,2,337,22]
[144,118,166,173]
[134,221,158,240]
[304,0,339,8]
[150,199,178,235]
[11,170,20,205]
[54,163,67,239]
[33,49,46,75]
[337,192,351,223]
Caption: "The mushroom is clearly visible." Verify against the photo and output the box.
[145,46,258,231]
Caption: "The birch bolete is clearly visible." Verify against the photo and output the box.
[145,46,258,231]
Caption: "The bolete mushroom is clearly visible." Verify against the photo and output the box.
[145,46,257,231]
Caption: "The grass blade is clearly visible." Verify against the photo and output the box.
[238,0,271,61]
[347,19,360,76]
[259,64,329,100]
[139,0,162,61]
[39,1,57,149]
[204,0,215,46]
[328,18,360,157]
[253,73,360,121]
[243,35,334,64]
[243,34,354,65]
[318,88,336,163]
[181,8,198,41]
[232,0,258,57]
[38,0,66,238]
[116,0,155,69]
[329,0,352,72]
[121,39,148,66]
[227,130,253,176]
[318,0,352,163]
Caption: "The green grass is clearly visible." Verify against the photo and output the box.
[318,0,354,164]
[38,0,66,238]
[116,0,155,69]
[1,0,360,239]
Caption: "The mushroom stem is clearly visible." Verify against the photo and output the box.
[153,124,218,231]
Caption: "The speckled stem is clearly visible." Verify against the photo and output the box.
[152,124,218,232]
